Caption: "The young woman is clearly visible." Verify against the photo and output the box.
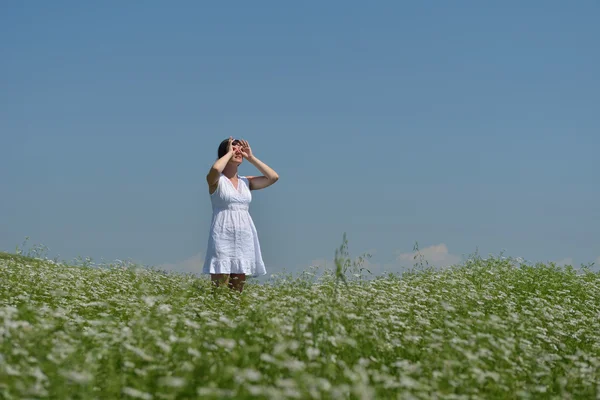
[202,137,279,292]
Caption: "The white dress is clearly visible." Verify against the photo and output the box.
[202,174,267,277]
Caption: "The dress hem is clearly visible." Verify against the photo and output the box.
[203,258,267,277]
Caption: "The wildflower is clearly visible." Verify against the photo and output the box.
[306,347,320,360]
[215,338,236,350]
[59,370,93,384]
[122,387,153,399]
[158,376,186,388]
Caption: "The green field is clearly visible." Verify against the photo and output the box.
[1,243,600,399]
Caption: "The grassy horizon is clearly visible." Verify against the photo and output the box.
[1,238,600,399]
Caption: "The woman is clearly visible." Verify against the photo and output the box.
[202,137,279,292]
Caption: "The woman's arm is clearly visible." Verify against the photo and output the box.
[206,137,234,192]
[246,156,279,190]
[240,140,279,190]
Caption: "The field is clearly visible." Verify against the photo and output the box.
[1,243,600,399]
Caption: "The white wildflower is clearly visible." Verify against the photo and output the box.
[247,385,264,395]
[399,375,420,389]
[5,365,20,376]
[276,378,297,388]
[30,366,48,381]
[122,387,153,399]
[241,368,262,382]
[184,319,200,329]
[282,359,305,372]
[123,344,154,362]
[219,315,236,328]
[60,370,93,384]
[157,304,172,313]
[82,301,107,308]
[306,347,320,360]
[187,347,201,358]
[142,296,158,307]
[156,340,171,354]
[215,338,236,350]
[159,376,186,388]
[260,353,276,363]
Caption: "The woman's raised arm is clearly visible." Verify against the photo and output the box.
[240,139,279,190]
[206,137,234,191]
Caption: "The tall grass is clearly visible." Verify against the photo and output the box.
[1,237,599,399]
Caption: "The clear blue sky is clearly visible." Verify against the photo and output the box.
[2,1,599,277]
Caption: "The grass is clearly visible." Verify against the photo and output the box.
[1,239,600,399]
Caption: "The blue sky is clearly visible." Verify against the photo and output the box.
[2,1,599,277]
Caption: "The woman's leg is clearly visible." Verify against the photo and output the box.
[211,274,230,289]
[228,274,246,292]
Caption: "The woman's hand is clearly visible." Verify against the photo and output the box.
[227,136,236,155]
[240,139,254,160]
[240,139,279,190]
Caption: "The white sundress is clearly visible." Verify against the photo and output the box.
[202,174,267,277]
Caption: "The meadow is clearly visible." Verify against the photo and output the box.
[1,239,600,399]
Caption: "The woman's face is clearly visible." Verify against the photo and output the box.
[230,140,243,163]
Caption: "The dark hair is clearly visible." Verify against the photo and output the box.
[217,138,241,159]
